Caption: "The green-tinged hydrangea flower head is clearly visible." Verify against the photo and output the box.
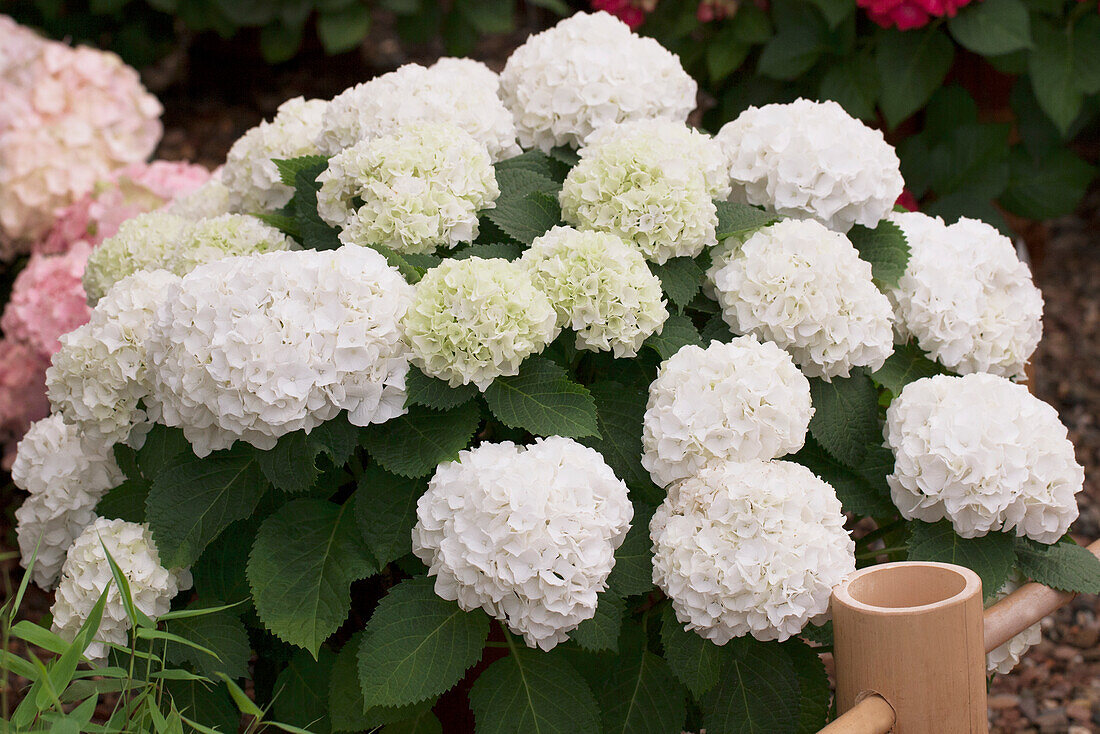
[83,212,293,305]
[316,122,500,254]
[560,119,728,264]
[403,257,559,390]
[82,211,190,305]
[522,226,668,358]
[165,213,295,276]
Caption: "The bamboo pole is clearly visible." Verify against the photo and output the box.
[816,694,895,734]
[983,538,1100,651]
[830,561,987,733]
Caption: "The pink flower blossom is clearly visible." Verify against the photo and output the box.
[0,15,162,255]
[590,0,649,28]
[0,340,49,470]
[36,161,211,256]
[896,189,920,212]
[858,0,976,29]
[2,243,93,359]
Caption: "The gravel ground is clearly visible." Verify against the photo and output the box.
[3,24,1099,729]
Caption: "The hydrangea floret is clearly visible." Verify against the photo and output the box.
[403,257,559,389]
[413,437,633,650]
[708,218,895,379]
[522,226,668,357]
[885,373,1083,543]
[317,122,499,253]
[651,458,856,643]
[641,336,813,488]
[51,517,190,664]
[888,211,1043,379]
[717,98,903,233]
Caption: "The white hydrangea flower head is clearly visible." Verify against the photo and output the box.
[222,96,327,214]
[162,176,232,221]
[47,269,181,447]
[315,60,520,161]
[522,226,668,357]
[885,373,1083,543]
[716,98,903,233]
[13,414,124,588]
[708,218,895,379]
[986,575,1041,674]
[403,257,559,390]
[166,213,295,276]
[560,119,723,264]
[641,337,813,488]
[499,11,697,151]
[316,122,499,254]
[651,459,855,643]
[50,517,190,665]
[83,211,192,305]
[413,437,633,651]
[145,246,414,457]
[888,212,1043,379]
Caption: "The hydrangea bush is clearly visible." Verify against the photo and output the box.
[10,10,1100,733]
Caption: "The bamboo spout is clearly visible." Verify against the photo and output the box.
[830,562,987,733]
[817,694,895,734]
[983,538,1100,652]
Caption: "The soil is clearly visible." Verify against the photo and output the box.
[3,20,1100,731]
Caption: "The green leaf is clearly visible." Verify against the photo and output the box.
[790,436,895,516]
[649,258,703,310]
[598,647,687,734]
[256,430,322,494]
[714,200,778,241]
[700,313,733,344]
[165,609,251,679]
[846,219,910,290]
[354,465,426,568]
[363,244,440,283]
[260,20,304,64]
[360,401,482,478]
[871,342,946,396]
[700,637,799,734]
[948,0,1032,55]
[137,424,192,480]
[799,620,833,647]
[484,357,599,439]
[404,368,479,410]
[572,593,625,653]
[274,648,336,734]
[818,53,879,121]
[358,577,489,708]
[875,28,955,128]
[706,27,750,82]
[1075,14,1100,95]
[907,521,1015,602]
[289,158,343,251]
[607,503,656,597]
[1028,19,1082,135]
[96,479,150,524]
[450,242,524,261]
[580,381,654,496]
[1000,147,1096,220]
[782,639,830,734]
[248,499,377,655]
[329,632,435,733]
[548,146,580,167]
[643,313,703,360]
[757,11,827,80]
[146,444,269,568]
[191,518,255,609]
[807,372,880,468]
[275,156,331,188]
[469,648,600,734]
[317,4,371,54]
[808,0,853,27]
[494,150,564,182]
[163,679,240,734]
[383,710,442,733]
[1014,537,1100,594]
[660,606,722,699]
[487,169,563,245]
[310,413,360,468]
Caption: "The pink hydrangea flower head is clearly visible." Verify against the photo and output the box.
[590,0,650,28]
[0,339,50,470]
[896,188,920,212]
[2,243,94,359]
[0,16,47,133]
[859,0,975,29]
[36,161,211,256]
[0,20,162,255]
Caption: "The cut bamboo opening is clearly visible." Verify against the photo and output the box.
[830,561,987,733]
